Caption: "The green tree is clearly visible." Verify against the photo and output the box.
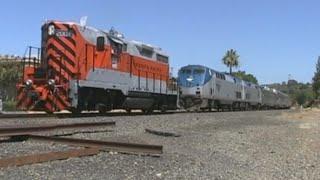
[295,91,307,105]
[0,61,22,101]
[312,57,320,99]
[222,49,240,74]
[233,71,258,84]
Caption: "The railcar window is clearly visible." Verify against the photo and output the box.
[216,84,221,92]
[236,92,242,99]
[216,73,222,79]
[216,73,226,80]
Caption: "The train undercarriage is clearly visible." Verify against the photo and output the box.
[72,87,177,114]
[179,95,266,112]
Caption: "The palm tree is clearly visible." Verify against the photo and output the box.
[222,49,240,74]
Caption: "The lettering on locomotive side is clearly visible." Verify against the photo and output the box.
[133,62,162,73]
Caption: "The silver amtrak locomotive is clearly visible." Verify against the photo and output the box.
[178,65,291,111]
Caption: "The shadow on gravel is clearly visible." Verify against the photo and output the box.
[0,130,114,144]
[0,136,28,144]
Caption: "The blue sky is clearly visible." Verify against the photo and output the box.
[0,0,318,84]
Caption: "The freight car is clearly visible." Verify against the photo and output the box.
[17,21,177,113]
[178,65,291,111]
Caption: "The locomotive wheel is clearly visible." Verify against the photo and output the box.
[142,108,153,114]
[98,105,107,114]
[45,110,54,115]
[257,104,261,111]
[245,103,249,111]
[70,107,81,114]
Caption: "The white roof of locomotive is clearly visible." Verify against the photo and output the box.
[45,20,169,59]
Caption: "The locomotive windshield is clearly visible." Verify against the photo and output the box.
[178,67,206,87]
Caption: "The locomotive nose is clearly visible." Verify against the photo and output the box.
[180,86,201,96]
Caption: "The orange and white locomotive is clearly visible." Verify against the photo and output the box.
[17,20,177,113]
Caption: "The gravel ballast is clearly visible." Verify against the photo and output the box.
[0,110,319,179]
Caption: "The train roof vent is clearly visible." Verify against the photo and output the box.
[109,27,125,39]
[136,45,154,58]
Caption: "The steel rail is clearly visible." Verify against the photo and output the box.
[0,147,100,168]
[0,111,177,119]
[0,121,115,137]
[27,135,163,156]
[0,113,55,119]
[0,109,289,120]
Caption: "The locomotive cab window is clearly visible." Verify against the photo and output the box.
[122,43,127,52]
[96,36,105,51]
[180,69,192,74]
[110,38,123,55]
[110,38,123,69]
[194,69,205,74]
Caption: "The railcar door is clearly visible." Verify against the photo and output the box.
[210,70,214,99]
[241,80,246,101]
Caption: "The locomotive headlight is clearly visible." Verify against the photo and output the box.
[25,79,33,87]
[186,77,193,82]
[48,79,55,87]
[48,25,55,36]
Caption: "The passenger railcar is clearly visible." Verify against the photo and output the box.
[178,65,291,111]
[260,87,278,109]
[17,21,177,113]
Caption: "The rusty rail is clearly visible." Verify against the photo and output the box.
[0,147,100,168]
[0,121,115,137]
[27,135,163,156]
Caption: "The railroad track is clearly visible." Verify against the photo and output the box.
[0,111,177,119]
[0,109,288,120]
[0,121,115,137]
[0,134,163,168]
[0,121,163,168]
[28,135,163,155]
